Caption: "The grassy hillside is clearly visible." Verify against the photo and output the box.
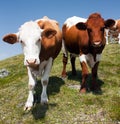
[0,44,120,124]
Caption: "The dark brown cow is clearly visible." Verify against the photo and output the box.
[61,13,115,93]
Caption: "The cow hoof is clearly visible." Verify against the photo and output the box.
[80,88,86,93]
[93,88,102,94]
[61,75,67,80]
[41,97,48,105]
[61,72,67,79]
[91,86,100,91]
[24,106,32,111]
[72,71,76,76]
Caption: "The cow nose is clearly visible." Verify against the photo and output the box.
[26,59,36,65]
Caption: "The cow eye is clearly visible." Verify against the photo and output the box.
[20,40,25,45]
[87,28,92,32]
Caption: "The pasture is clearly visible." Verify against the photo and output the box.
[0,44,120,124]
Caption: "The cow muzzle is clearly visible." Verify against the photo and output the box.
[25,58,40,67]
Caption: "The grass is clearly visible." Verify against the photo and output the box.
[0,44,120,124]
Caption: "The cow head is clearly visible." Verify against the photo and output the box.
[76,13,115,48]
[3,21,57,67]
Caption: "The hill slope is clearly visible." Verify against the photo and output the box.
[0,44,120,124]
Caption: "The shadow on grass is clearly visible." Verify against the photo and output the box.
[67,70,104,94]
[32,76,65,120]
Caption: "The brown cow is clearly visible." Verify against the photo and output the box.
[61,13,115,93]
[3,16,62,111]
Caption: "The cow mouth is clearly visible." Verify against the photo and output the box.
[91,42,102,48]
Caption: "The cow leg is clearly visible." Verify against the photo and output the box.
[70,54,76,75]
[79,54,89,93]
[41,57,53,104]
[91,62,100,91]
[61,53,68,78]
[61,40,68,78]
[24,67,36,111]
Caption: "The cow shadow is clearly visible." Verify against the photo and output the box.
[32,76,65,120]
[67,70,104,94]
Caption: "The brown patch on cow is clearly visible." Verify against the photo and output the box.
[37,17,62,62]
[3,34,18,44]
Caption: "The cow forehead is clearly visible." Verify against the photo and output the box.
[19,21,42,41]
[64,16,87,28]
[87,16,104,28]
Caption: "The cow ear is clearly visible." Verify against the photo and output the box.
[105,19,115,28]
[76,22,87,30]
[3,33,19,44]
[42,28,57,39]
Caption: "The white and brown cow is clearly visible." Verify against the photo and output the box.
[3,16,62,111]
[61,13,115,93]
[105,19,120,44]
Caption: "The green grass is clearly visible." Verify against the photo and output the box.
[0,44,120,124]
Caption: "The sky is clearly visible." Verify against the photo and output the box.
[0,0,120,60]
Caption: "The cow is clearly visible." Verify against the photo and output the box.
[2,16,62,111]
[61,13,115,93]
[105,19,120,44]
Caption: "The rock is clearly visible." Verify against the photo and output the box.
[0,69,10,78]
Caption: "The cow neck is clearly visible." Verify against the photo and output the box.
[89,45,105,61]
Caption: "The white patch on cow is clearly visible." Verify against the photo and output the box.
[86,54,101,68]
[18,21,43,65]
[64,16,87,29]
[79,54,87,63]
